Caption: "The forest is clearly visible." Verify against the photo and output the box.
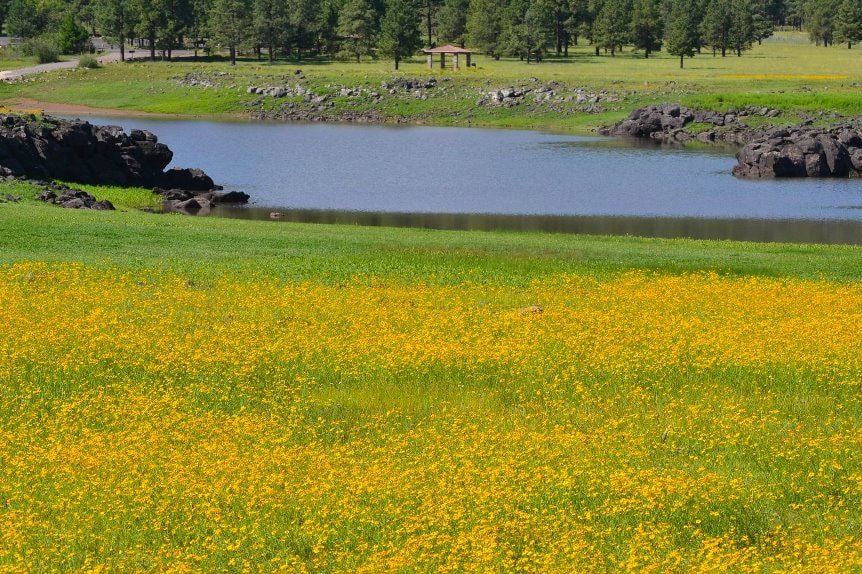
[1,0,861,66]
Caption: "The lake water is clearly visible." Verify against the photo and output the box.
[73,116,862,243]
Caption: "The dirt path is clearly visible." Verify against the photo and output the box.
[2,97,164,117]
[0,52,124,81]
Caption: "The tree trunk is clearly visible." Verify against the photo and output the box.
[269,43,274,62]
[595,46,599,56]
[721,47,726,57]
[426,0,433,47]
[120,36,125,61]
[395,56,400,70]
[149,33,155,61]
[680,54,684,68]
[230,44,236,65]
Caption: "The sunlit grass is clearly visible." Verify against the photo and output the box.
[1,32,860,132]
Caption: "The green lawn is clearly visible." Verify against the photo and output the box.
[1,32,860,133]
[2,181,862,284]
[3,181,862,571]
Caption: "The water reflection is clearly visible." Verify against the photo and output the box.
[209,206,862,245]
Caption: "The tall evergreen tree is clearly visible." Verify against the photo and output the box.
[630,0,662,56]
[466,0,502,57]
[422,0,443,46]
[806,0,839,46]
[751,0,773,43]
[438,0,468,45]
[210,0,251,64]
[95,0,136,60]
[518,0,555,61]
[378,0,421,69]
[253,0,289,60]
[6,0,44,39]
[666,0,698,67]
[56,11,89,53]
[133,0,166,60]
[835,0,862,48]
[289,0,319,60]
[700,0,731,56]
[728,0,753,55]
[595,0,630,54]
[338,0,377,61]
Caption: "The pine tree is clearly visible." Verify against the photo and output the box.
[595,0,630,55]
[338,0,378,61]
[466,0,502,57]
[378,0,421,69]
[728,0,753,56]
[751,0,773,44]
[835,0,862,48]
[7,0,43,39]
[289,0,319,60]
[210,0,251,64]
[519,1,555,61]
[630,0,661,57]
[253,0,289,61]
[95,0,137,60]
[666,0,698,67]
[438,0,468,45]
[56,12,89,53]
[806,0,839,46]
[701,0,731,56]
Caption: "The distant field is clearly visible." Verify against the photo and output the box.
[2,183,862,571]
[1,32,860,133]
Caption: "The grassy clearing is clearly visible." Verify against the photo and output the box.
[1,32,860,133]
[2,189,862,570]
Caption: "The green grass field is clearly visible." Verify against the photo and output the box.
[3,36,862,570]
[1,32,860,133]
[3,183,862,571]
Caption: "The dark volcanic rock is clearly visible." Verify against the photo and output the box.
[0,113,217,192]
[733,127,862,179]
[35,182,115,210]
[159,168,215,191]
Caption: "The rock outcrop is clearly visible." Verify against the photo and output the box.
[0,113,218,191]
[35,181,115,210]
[604,104,783,144]
[733,127,862,179]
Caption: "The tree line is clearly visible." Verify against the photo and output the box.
[1,0,860,66]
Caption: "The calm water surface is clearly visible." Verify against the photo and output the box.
[73,116,862,243]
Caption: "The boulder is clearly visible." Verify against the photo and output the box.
[159,168,215,191]
[734,127,862,179]
[211,190,250,204]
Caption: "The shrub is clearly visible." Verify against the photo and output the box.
[56,13,89,54]
[78,54,100,69]
[28,39,60,64]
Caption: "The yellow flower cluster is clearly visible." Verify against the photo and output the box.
[1,262,861,572]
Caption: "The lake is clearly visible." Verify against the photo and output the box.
[73,116,862,243]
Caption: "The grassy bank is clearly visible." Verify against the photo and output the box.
[1,32,861,133]
[2,184,862,570]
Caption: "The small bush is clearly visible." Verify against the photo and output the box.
[29,39,60,64]
[78,54,100,69]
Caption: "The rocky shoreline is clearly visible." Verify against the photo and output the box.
[0,113,250,213]
[605,104,862,179]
